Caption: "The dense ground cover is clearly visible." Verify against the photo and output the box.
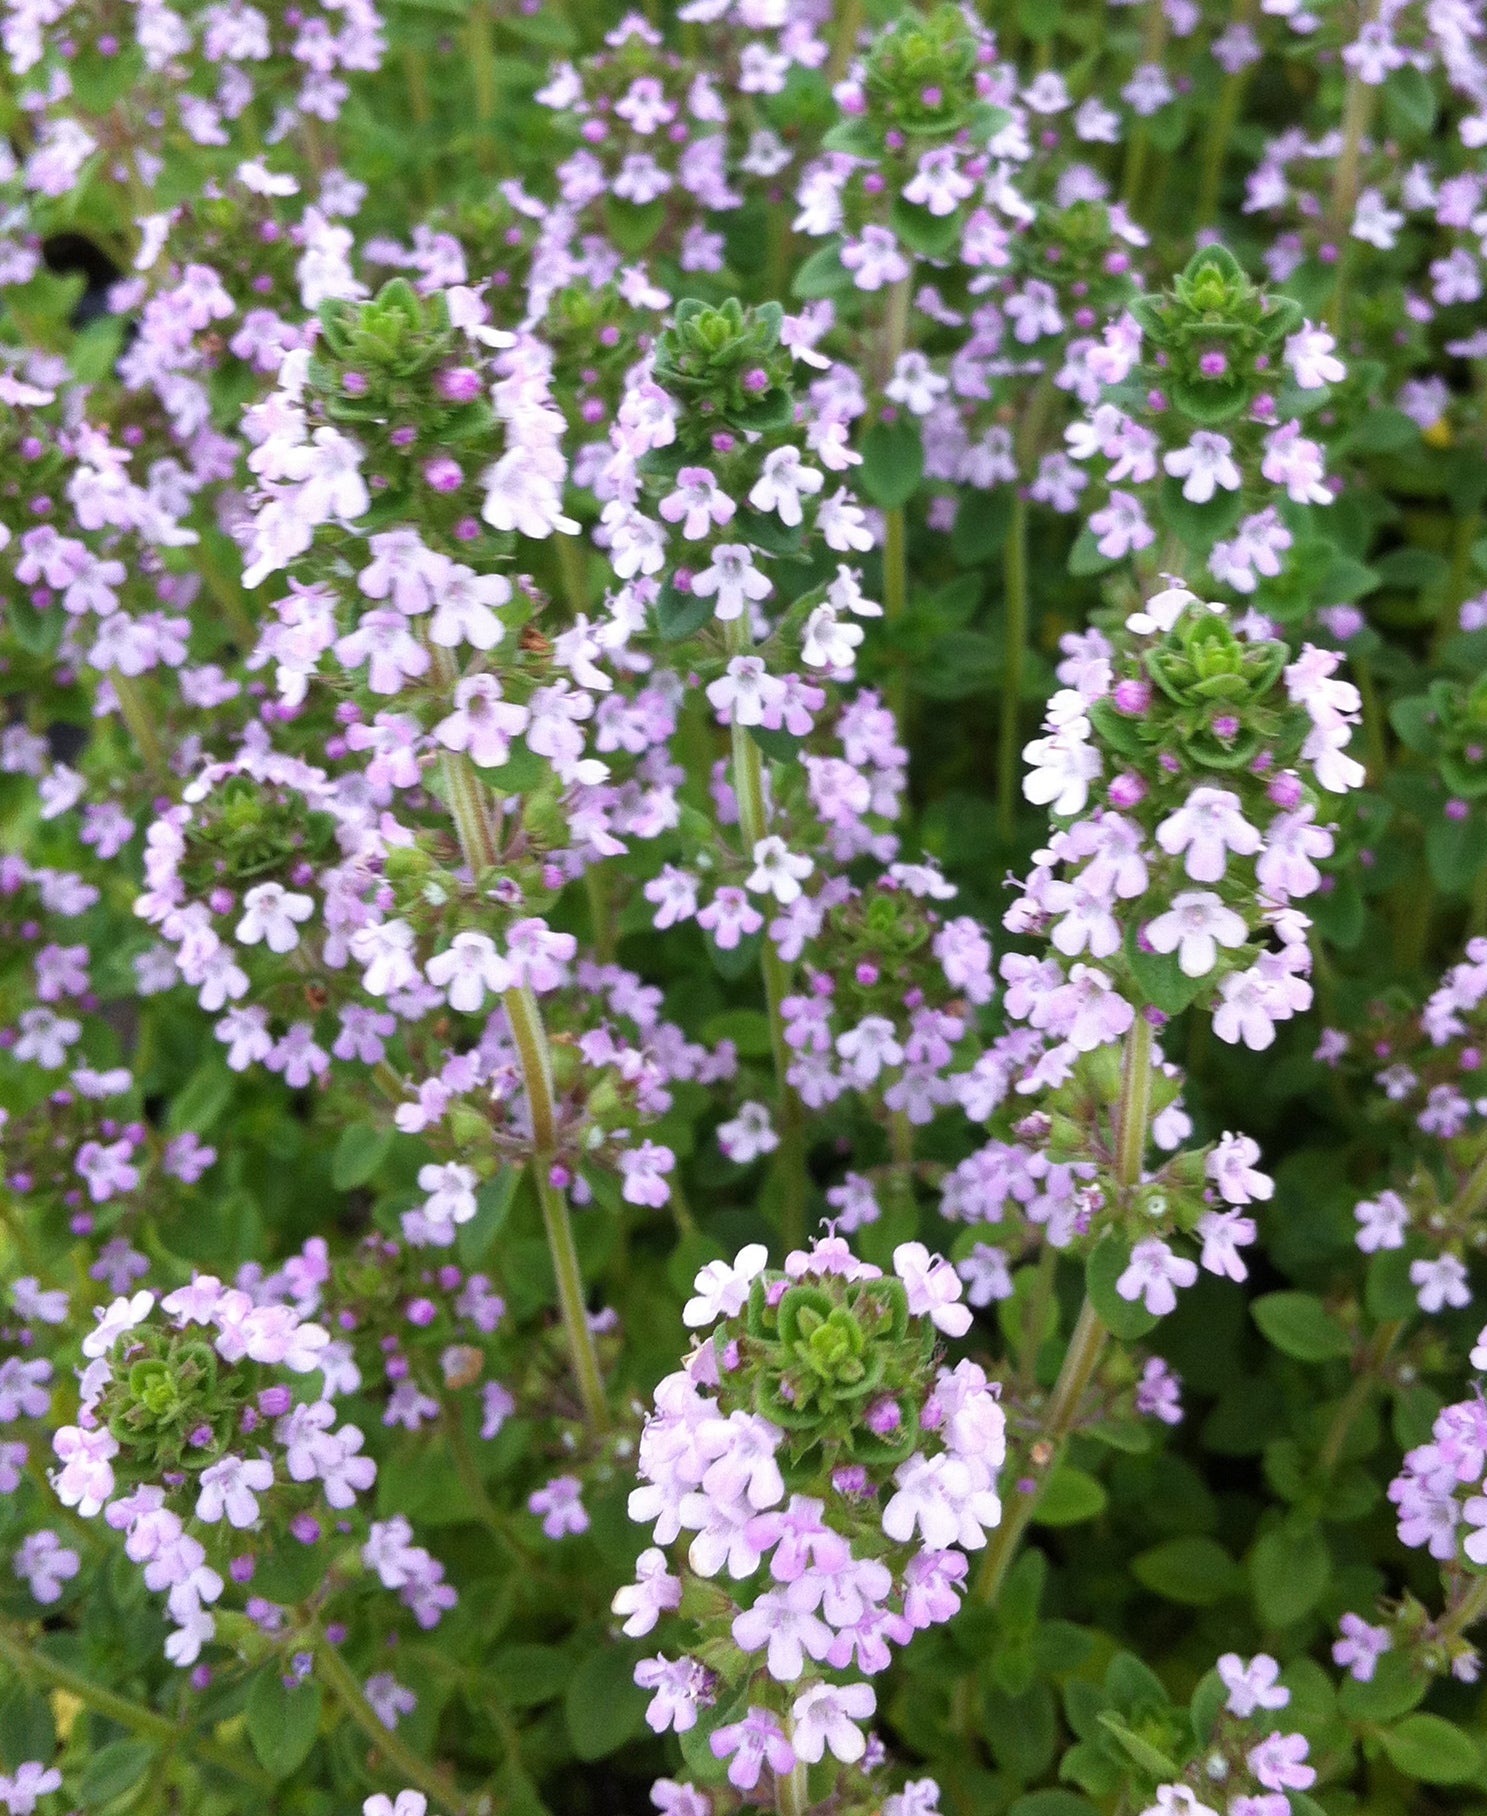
[3,2,1487,1814]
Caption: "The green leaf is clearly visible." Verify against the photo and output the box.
[1341,408,1420,456]
[1251,1292,1353,1363]
[79,1739,156,1809]
[1337,1651,1427,1722]
[1096,1712,1179,1778]
[1068,526,1119,577]
[1249,1522,1330,1627]
[1009,1792,1098,1816]
[653,579,716,642]
[1086,1236,1158,1340]
[791,239,853,300]
[1365,1248,1418,1322]
[1380,1713,1480,1784]
[1125,918,1206,1017]
[165,1062,234,1136]
[246,1671,322,1778]
[1382,62,1438,137]
[857,419,924,510]
[331,1121,394,1191]
[701,1008,774,1059]
[749,724,804,764]
[890,196,963,259]
[1157,476,1245,554]
[1132,1536,1242,1607]
[1034,1466,1108,1527]
[564,1643,648,1760]
[0,1687,54,1773]
[457,1169,521,1265]
[490,1645,570,1711]
[1427,812,1487,894]
[252,1536,330,1605]
[1189,1669,1228,1745]
[603,198,665,256]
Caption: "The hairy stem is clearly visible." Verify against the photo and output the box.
[969,1017,1152,1614]
[0,1623,272,1791]
[505,982,611,1434]
[826,0,864,82]
[1120,0,1170,207]
[1326,3,1380,327]
[883,504,909,722]
[1195,0,1258,223]
[725,614,809,1254]
[312,1625,469,1814]
[1438,1570,1487,1645]
[776,1752,809,1816]
[1317,1319,1403,1476]
[996,491,1029,844]
[468,1,498,171]
[876,270,914,389]
[113,676,169,783]
[430,646,608,1434]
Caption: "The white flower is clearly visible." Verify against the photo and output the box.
[790,1681,876,1764]
[748,446,823,527]
[1163,431,1241,503]
[82,1290,155,1360]
[893,1242,972,1338]
[746,836,813,905]
[417,1162,480,1226]
[1144,891,1248,977]
[683,1243,769,1328]
[235,882,314,954]
[426,931,513,1013]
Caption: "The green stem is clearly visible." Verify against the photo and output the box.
[1353,653,1387,784]
[876,270,914,388]
[1439,1571,1487,1644]
[1318,1320,1403,1476]
[775,1748,809,1816]
[197,540,259,653]
[1434,506,1483,662]
[468,1,498,170]
[504,983,611,1435]
[1452,1147,1487,1223]
[585,864,615,964]
[883,504,909,723]
[429,644,608,1435]
[1114,1012,1155,1187]
[725,614,809,1254]
[1326,6,1380,329]
[555,533,590,615]
[969,1297,1109,1616]
[1195,0,1258,224]
[1016,1244,1058,1391]
[997,491,1029,844]
[439,1397,535,1566]
[969,1017,1152,1612]
[311,1626,469,1814]
[826,0,864,82]
[1120,0,1170,207]
[113,676,169,783]
[0,1624,272,1791]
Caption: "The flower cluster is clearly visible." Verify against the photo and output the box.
[620,1234,997,1807]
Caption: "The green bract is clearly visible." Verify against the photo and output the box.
[860,6,982,139]
[1132,244,1305,426]
[651,297,794,442]
[103,1333,241,1471]
[1137,607,1291,771]
[177,777,337,894]
[735,1268,930,1468]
